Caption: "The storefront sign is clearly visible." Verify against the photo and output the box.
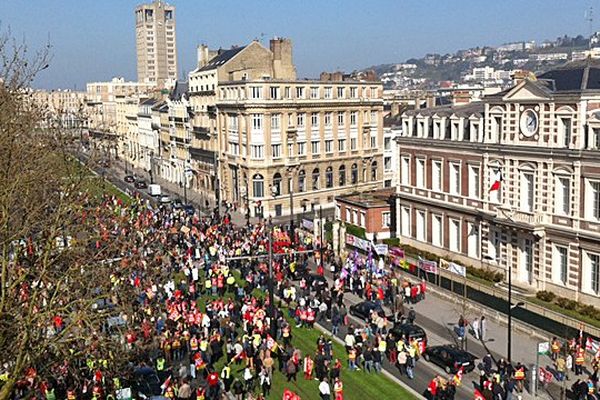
[345,234,371,252]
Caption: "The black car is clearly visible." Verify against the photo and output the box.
[172,198,184,209]
[389,323,429,354]
[183,204,195,216]
[423,344,477,374]
[128,367,163,399]
[135,180,148,189]
[124,175,135,183]
[349,300,385,320]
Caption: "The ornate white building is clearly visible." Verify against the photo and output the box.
[394,60,600,303]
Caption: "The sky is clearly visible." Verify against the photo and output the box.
[0,0,597,89]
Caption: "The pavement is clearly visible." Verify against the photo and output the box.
[97,156,584,400]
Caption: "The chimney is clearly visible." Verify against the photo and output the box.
[197,44,209,68]
[270,37,296,80]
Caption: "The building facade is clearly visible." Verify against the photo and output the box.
[395,61,600,303]
[217,79,384,220]
[135,0,178,87]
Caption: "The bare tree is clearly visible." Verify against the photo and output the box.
[0,30,137,400]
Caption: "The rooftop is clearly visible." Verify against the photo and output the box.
[195,46,247,72]
[335,189,395,209]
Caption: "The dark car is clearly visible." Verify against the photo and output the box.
[124,175,135,183]
[183,204,195,216]
[172,198,184,209]
[129,367,163,399]
[306,273,328,290]
[389,323,429,354]
[349,300,385,321]
[423,344,477,374]
[135,180,148,189]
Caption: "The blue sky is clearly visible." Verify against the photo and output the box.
[0,0,595,89]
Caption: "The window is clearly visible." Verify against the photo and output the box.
[350,87,357,98]
[384,179,392,188]
[252,114,263,131]
[555,176,570,216]
[589,181,600,220]
[284,86,291,99]
[449,162,461,195]
[487,230,501,261]
[467,222,479,258]
[384,156,392,171]
[432,214,443,247]
[384,137,392,151]
[325,140,333,153]
[352,210,358,225]
[591,253,600,294]
[337,112,345,126]
[311,113,319,128]
[345,208,351,223]
[272,144,282,159]
[228,114,239,130]
[416,158,425,188]
[324,112,332,127]
[311,140,320,154]
[416,210,426,241]
[250,145,264,160]
[360,212,366,227]
[350,137,357,150]
[297,113,305,128]
[275,204,282,216]
[432,160,442,191]
[338,138,346,152]
[371,87,378,98]
[489,166,502,204]
[554,245,568,284]
[310,87,319,99]
[370,111,377,126]
[250,86,262,99]
[522,239,533,284]
[560,117,572,147]
[371,161,378,181]
[287,143,294,157]
[449,218,461,252]
[297,142,306,155]
[270,86,280,99]
[339,165,346,186]
[252,174,264,197]
[271,114,281,130]
[324,87,332,99]
[312,168,320,190]
[351,163,358,184]
[295,86,305,99]
[468,165,480,199]
[401,156,410,185]
[350,112,357,126]
[298,170,306,192]
[520,171,535,212]
[273,173,282,196]
[337,87,345,98]
[383,212,391,227]
[370,135,377,148]
[326,167,333,188]
[401,207,411,237]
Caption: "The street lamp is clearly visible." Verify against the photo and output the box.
[319,205,324,274]
[267,184,278,338]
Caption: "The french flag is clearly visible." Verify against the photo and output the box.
[489,171,503,192]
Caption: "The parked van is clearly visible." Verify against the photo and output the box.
[148,184,162,197]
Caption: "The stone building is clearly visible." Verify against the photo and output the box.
[395,60,600,302]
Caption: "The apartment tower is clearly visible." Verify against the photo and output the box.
[135,0,178,87]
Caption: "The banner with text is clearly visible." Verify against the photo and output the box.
[374,243,389,256]
[419,259,439,274]
[345,234,371,252]
[440,259,467,277]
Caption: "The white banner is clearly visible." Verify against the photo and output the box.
[374,243,389,256]
[440,259,467,277]
[345,234,371,252]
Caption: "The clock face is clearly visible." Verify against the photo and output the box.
[520,109,538,137]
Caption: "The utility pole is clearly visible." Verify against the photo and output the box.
[319,205,324,273]
[267,221,276,338]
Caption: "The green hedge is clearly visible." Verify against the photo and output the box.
[345,223,366,239]
[535,291,600,323]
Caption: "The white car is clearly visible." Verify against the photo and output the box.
[160,195,171,204]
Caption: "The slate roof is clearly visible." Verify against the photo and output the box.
[403,102,484,118]
[537,58,600,92]
[169,81,188,101]
[196,46,246,72]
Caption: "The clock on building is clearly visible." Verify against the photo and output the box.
[519,109,538,137]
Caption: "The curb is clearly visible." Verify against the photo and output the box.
[313,322,427,400]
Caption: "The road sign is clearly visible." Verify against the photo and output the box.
[537,341,550,354]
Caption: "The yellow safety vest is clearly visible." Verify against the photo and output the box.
[156,358,166,371]
[221,366,231,379]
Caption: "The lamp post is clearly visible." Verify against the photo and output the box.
[319,205,324,273]
[288,170,295,241]
[267,184,278,338]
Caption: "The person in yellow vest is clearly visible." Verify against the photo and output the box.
[575,346,585,375]
[190,336,199,353]
[514,363,526,393]
[551,337,561,361]
[156,356,166,372]
[165,384,176,399]
[333,377,344,400]
[348,347,358,371]
[221,364,232,392]
[196,387,205,400]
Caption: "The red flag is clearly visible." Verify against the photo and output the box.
[160,375,171,392]
[453,366,464,386]
[474,388,485,400]
[283,389,294,400]
[489,171,503,192]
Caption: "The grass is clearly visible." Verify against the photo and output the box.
[528,296,600,330]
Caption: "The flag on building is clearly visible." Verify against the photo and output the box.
[489,171,503,192]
